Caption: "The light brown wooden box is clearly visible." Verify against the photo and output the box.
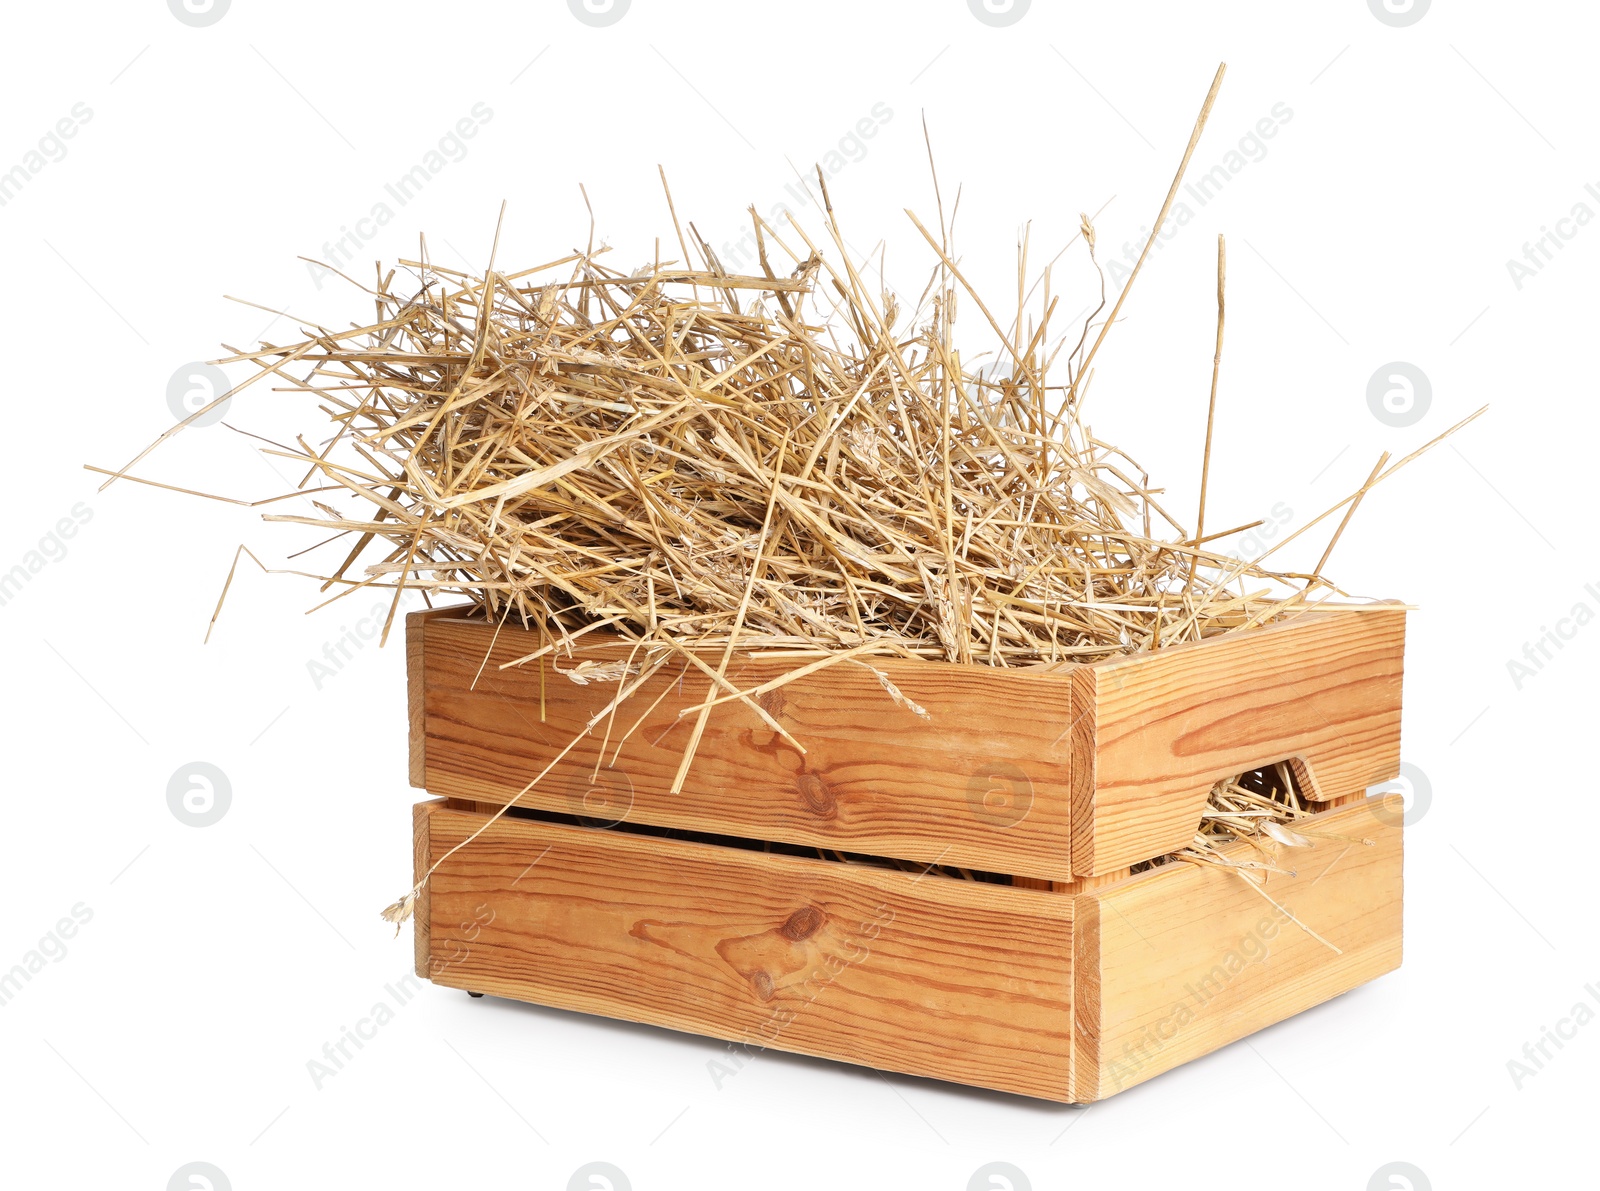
[405,605,1405,1098]
[407,605,1405,882]
[413,795,1402,1102]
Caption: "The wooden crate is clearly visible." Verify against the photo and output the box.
[413,795,1402,1102]
[407,605,1405,882]
[404,604,1406,1098]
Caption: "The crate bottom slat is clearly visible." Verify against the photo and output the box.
[418,800,1076,1099]
[414,796,1401,1102]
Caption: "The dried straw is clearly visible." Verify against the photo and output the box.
[88,65,1479,926]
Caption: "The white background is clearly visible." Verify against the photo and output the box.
[2,1,1594,1188]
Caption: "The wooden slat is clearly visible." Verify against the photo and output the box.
[414,605,1405,882]
[418,801,1076,1100]
[417,614,1077,882]
[406,607,459,788]
[1072,796,1403,1101]
[1070,607,1405,875]
[411,799,431,979]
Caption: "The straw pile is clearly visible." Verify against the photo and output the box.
[97,66,1471,680]
[187,224,1303,667]
[91,65,1475,921]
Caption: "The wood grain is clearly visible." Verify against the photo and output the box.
[417,613,1077,882]
[406,607,460,789]
[1016,868,1130,894]
[414,605,1404,882]
[418,800,1076,1100]
[1072,795,1403,1101]
[411,799,431,979]
[1070,607,1405,875]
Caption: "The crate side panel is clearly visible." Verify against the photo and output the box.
[1077,608,1405,874]
[419,803,1075,1100]
[419,615,1076,881]
[1080,797,1402,1101]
